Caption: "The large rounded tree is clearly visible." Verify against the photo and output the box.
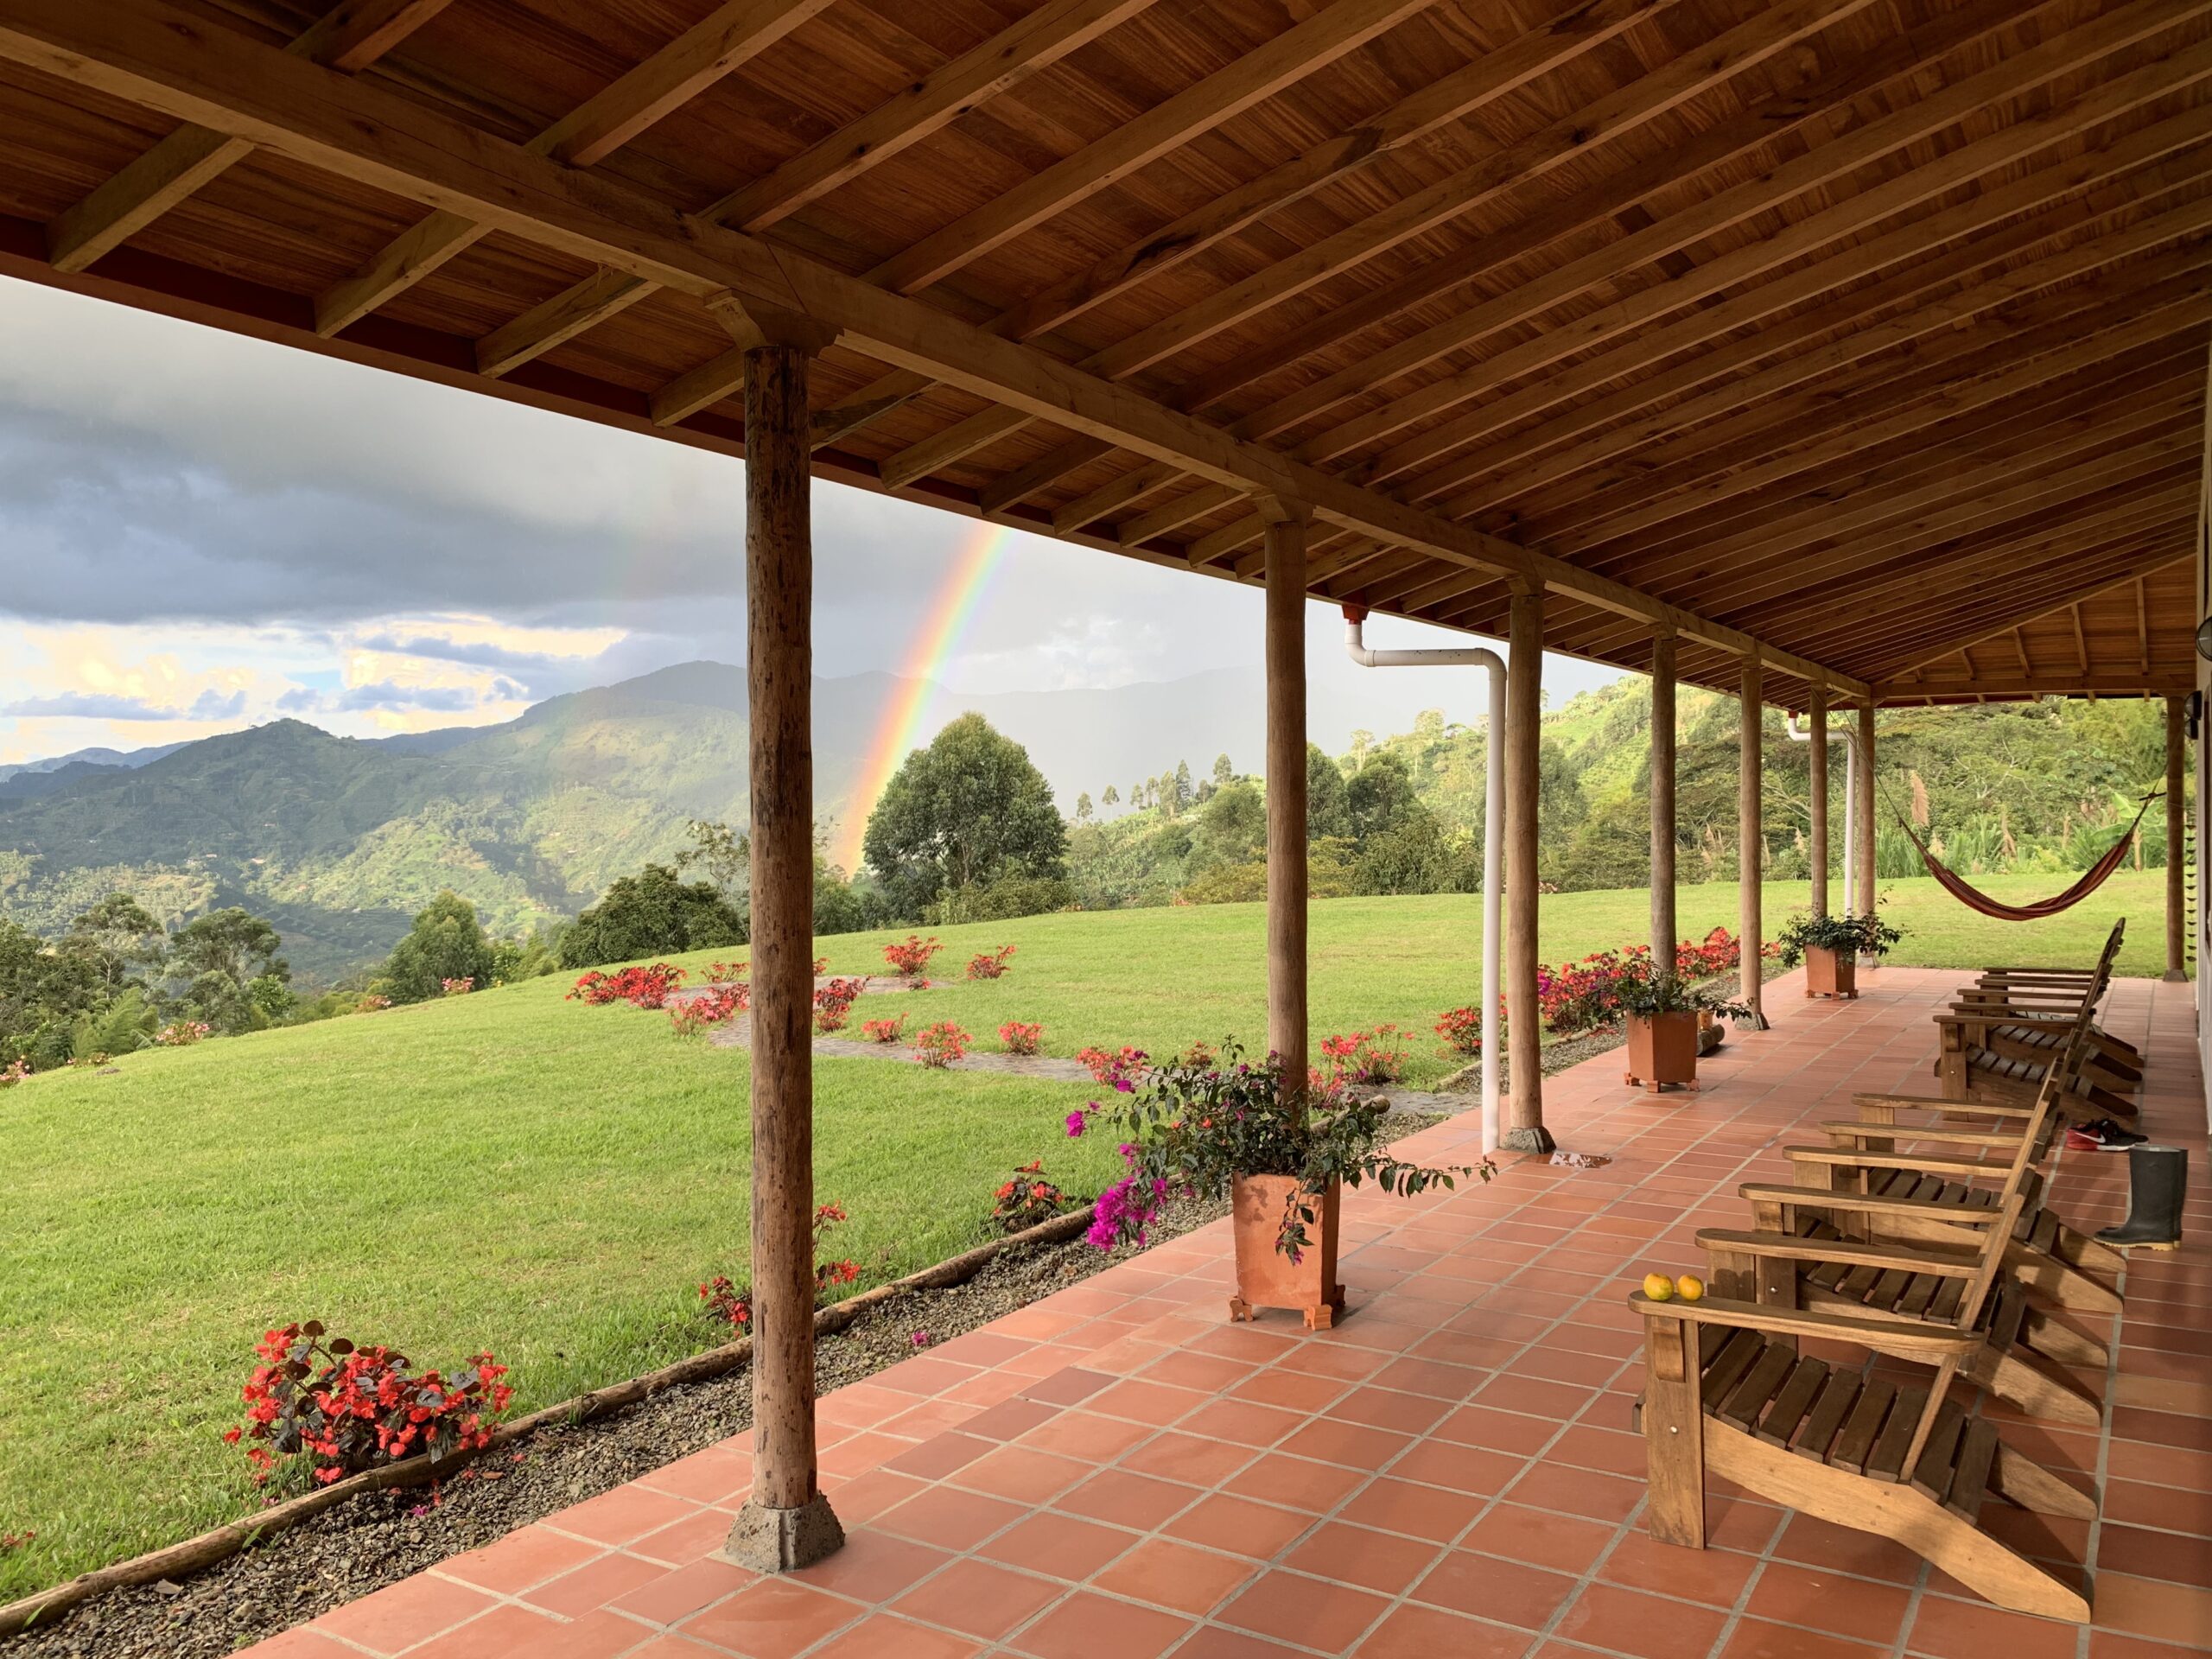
[862,713,1066,917]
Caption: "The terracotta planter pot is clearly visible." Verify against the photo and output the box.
[1228,1174,1344,1330]
[1804,944,1859,1000]
[1624,1010,1700,1094]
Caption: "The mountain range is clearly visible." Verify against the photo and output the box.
[0,661,1303,980]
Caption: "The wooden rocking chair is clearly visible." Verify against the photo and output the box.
[1716,1036,2109,1427]
[1632,1139,2095,1621]
[1934,923,2139,1122]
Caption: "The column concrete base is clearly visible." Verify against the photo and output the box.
[2163,969,2189,983]
[722,1493,845,1572]
[1498,1126,1556,1155]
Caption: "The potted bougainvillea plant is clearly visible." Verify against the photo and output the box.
[1773,911,1904,1000]
[1068,1039,1488,1329]
[1618,971,1750,1095]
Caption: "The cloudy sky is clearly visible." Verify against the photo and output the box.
[0,276,1621,768]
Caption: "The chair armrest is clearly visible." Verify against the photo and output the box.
[1695,1227,1982,1277]
[1818,1121,2027,1148]
[1737,1183,2007,1226]
[1784,1146,2000,1174]
[1850,1092,2033,1118]
[1628,1292,1979,1361]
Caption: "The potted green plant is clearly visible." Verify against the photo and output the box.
[1067,1041,1489,1328]
[1618,972,1750,1094]
[1774,912,1904,1000]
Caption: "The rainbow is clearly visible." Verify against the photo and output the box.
[831,521,1014,874]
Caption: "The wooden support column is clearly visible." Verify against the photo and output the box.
[1261,494,1311,1094]
[1502,581,1554,1154]
[1808,681,1829,919]
[1739,652,1766,1029]
[1649,629,1676,969]
[1855,701,1878,923]
[728,307,844,1575]
[2167,694,2188,982]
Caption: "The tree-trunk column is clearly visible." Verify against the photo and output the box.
[1808,681,1829,919]
[2167,694,2188,982]
[1649,630,1677,970]
[1739,652,1766,1028]
[1502,582,1554,1154]
[1262,497,1311,1095]
[728,328,844,1573]
[1855,701,1878,926]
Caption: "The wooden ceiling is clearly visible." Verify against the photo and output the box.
[0,0,2203,709]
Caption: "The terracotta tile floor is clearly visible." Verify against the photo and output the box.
[247,967,2212,1659]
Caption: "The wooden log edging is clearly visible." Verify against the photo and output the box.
[0,1205,1102,1640]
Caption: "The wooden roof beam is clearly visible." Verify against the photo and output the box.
[863,0,1435,298]
[1185,62,2212,575]
[1734,464,2203,643]
[43,0,452,272]
[1567,343,2209,570]
[1488,275,2212,547]
[312,0,830,337]
[1278,10,2212,467]
[853,0,1705,486]
[1880,556,2194,680]
[1399,126,2212,512]
[1875,672,2193,700]
[1837,505,2199,670]
[0,0,1867,698]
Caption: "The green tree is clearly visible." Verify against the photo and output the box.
[1173,760,1194,811]
[559,863,747,969]
[1346,750,1421,842]
[674,818,748,890]
[1076,791,1093,823]
[168,907,288,1032]
[378,890,501,1004]
[60,893,166,992]
[863,714,1067,916]
[1103,785,1119,808]
[1212,753,1234,786]
[1185,779,1268,878]
[1306,742,1351,839]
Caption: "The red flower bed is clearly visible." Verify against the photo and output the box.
[966,944,1017,980]
[860,1014,907,1044]
[567,963,686,1008]
[1076,1045,1149,1092]
[882,935,941,981]
[699,1205,857,1331]
[998,1020,1043,1055]
[991,1160,1073,1231]
[224,1322,512,1488]
[913,1021,972,1067]
[1320,1024,1409,1085]
[671,983,746,1038]
[814,977,866,1033]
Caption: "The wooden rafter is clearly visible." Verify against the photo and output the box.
[311,0,833,337]
[41,0,452,272]
[0,0,1871,697]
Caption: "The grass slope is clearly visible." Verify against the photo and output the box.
[0,870,2170,1594]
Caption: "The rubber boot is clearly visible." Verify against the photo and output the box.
[2095,1144,2187,1251]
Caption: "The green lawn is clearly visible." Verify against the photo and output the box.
[0,869,2172,1594]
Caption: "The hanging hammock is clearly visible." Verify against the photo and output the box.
[1883,789,2161,922]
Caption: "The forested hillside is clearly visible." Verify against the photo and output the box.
[1067,682,2177,910]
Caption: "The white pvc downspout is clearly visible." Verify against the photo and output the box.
[1343,607,1505,1155]
[1784,712,1857,916]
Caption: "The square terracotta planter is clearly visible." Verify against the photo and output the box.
[1624,1010,1700,1094]
[1228,1173,1344,1330]
[1804,944,1859,1000]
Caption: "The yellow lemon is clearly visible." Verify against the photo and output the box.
[1641,1272,1675,1301]
[1675,1274,1706,1303]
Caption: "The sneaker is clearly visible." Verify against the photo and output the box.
[2066,1118,2148,1153]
